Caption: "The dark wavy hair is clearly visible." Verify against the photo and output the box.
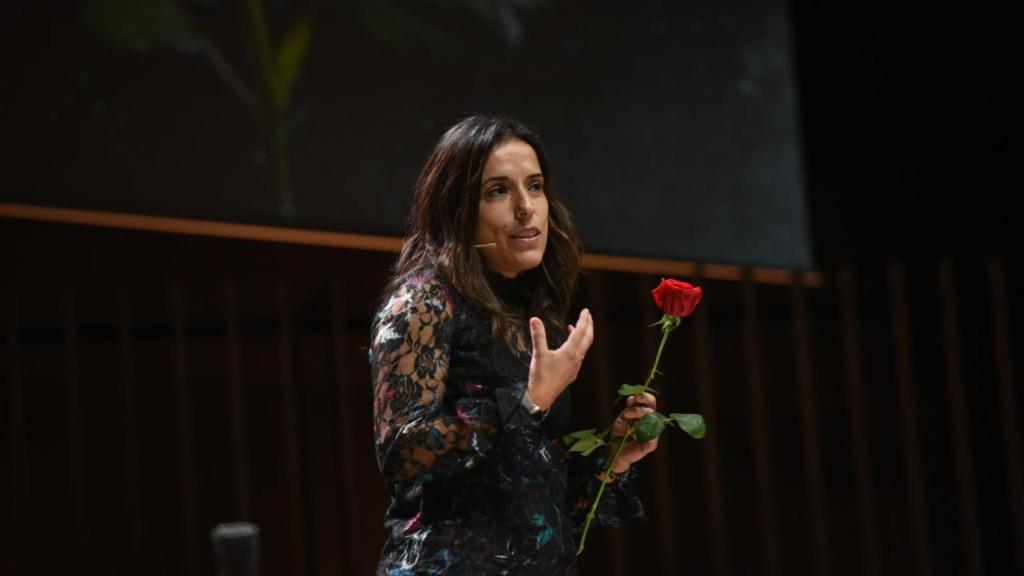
[387,114,583,346]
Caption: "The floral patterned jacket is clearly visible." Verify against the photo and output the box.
[370,267,644,575]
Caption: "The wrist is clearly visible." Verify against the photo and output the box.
[605,447,630,474]
[525,385,552,411]
[520,389,547,417]
[594,467,627,484]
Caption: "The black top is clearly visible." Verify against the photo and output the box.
[369,267,645,575]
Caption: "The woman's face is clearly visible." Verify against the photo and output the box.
[473,138,549,278]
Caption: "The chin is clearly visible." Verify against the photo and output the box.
[517,254,545,273]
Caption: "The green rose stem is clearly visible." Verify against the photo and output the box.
[576,314,679,555]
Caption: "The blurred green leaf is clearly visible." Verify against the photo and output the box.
[86,0,206,53]
[273,14,313,111]
[562,428,598,445]
[634,411,668,443]
[669,413,706,439]
[566,434,605,457]
[616,384,647,397]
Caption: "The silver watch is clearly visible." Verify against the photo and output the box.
[520,390,544,416]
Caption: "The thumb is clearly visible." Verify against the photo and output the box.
[530,317,548,354]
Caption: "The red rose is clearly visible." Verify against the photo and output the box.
[651,278,702,318]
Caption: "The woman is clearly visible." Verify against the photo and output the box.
[370,115,659,575]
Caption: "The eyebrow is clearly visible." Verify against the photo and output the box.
[481,173,545,185]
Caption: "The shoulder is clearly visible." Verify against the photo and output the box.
[385,267,457,314]
[371,268,458,347]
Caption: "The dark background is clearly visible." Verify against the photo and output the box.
[8,1,1017,267]
[3,1,1021,575]
[11,0,813,268]
[791,2,1018,264]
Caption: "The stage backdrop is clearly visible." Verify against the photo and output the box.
[9,0,811,269]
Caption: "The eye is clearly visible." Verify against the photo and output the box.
[486,186,507,198]
[528,180,544,192]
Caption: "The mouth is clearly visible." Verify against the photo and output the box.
[509,227,541,240]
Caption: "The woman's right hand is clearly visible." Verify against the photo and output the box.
[526,309,594,410]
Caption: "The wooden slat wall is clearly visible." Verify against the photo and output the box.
[991,259,1024,576]
[172,285,202,576]
[742,269,780,576]
[694,267,731,576]
[63,288,86,576]
[117,289,143,574]
[939,262,984,576]
[837,267,880,576]
[276,282,307,575]
[7,289,29,574]
[330,277,362,576]
[225,281,250,522]
[889,263,932,576]
[2,219,1020,576]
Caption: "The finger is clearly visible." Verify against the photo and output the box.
[569,309,588,332]
[633,392,657,410]
[563,312,584,348]
[624,406,653,420]
[627,393,655,407]
[530,317,548,354]
[618,406,641,421]
[577,309,595,353]
[563,309,593,355]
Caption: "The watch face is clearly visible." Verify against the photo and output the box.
[521,391,539,411]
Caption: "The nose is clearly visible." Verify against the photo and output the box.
[514,188,534,221]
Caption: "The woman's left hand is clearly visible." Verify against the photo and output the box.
[606,392,660,474]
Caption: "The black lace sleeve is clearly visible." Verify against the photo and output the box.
[370,275,504,484]
[566,444,646,535]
